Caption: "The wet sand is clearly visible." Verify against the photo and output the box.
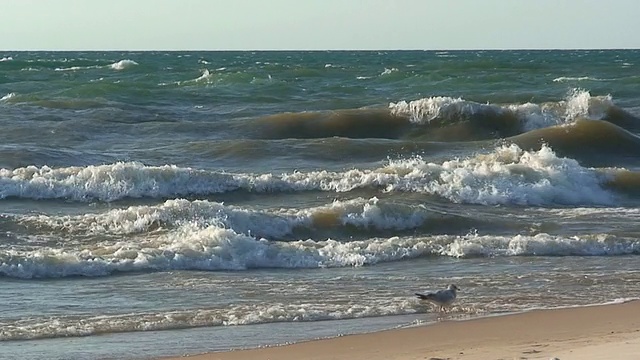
[160,300,640,360]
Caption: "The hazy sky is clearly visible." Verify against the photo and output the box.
[1,0,639,50]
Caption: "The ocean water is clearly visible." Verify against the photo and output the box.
[1,50,640,359]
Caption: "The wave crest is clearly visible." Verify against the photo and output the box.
[552,76,605,82]
[0,92,16,102]
[109,59,138,70]
[20,197,437,238]
[1,230,638,279]
[0,144,621,205]
[1,297,419,340]
[389,89,618,132]
[510,119,640,164]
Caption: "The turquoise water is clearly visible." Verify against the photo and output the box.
[1,50,640,359]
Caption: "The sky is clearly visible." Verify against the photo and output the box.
[1,0,639,50]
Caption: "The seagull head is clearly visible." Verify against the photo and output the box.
[448,284,460,292]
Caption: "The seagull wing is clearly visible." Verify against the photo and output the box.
[415,292,436,300]
[433,289,456,303]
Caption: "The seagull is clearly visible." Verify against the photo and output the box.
[415,284,460,312]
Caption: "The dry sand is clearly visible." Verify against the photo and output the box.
[161,301,640,360]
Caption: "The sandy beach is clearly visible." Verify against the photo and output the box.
[161,301,640,360]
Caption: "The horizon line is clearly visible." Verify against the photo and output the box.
[2,47,640,52]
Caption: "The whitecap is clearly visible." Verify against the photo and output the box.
[0,144,617,206]
[0,227,637,279]
[0,92,16,101]
[389,89,614,131]
[0,296,419,340]
[20,197,433,238]
[380,67,398,76]
[109,59,138,70]
[552,76,603,82]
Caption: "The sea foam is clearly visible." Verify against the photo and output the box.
[0,92,16,101]
[1,229,638,279]
[552,76,605,82]
[0,144,618,206]
[389,89,614,131]
[0,296,419,340]
[53,60,138,72]
[109,59,138,70]
[20,197,433,238]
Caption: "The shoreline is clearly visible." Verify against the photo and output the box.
[159,300,640,360]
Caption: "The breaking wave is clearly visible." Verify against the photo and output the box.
[0,296,420,340]
[253,90,638,141]
[0,144,625,205]
[389,89,620,132]
[1,228,638,279]
[19,197,440,239]
[54,59,138,72]
[509,119,640,165]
